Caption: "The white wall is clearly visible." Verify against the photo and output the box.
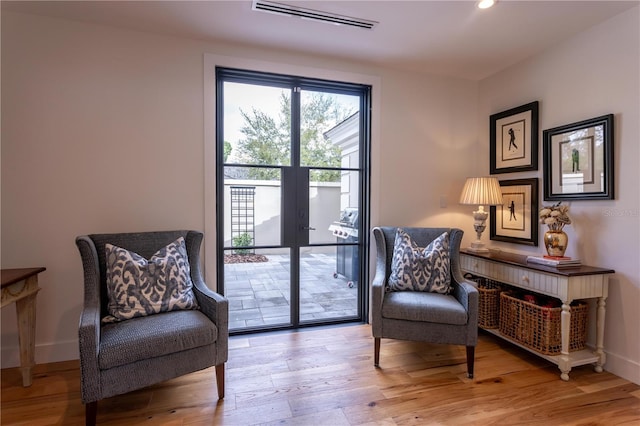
[478,6,640,384]
[1,12,475,366]
[376,68,479,228]
[221,181,340,248]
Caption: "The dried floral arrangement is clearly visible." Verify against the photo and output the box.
[539,202,571,231]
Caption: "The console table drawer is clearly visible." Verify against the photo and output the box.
[460,252,608,300]
[461,255,559,296]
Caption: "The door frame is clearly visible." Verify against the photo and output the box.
[203,53,381,330]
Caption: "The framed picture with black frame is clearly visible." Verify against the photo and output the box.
[490,178,539,246]
[543,114,614,201]
[490,101,539,174]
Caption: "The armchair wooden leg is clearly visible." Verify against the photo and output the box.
[85,401,97,426]
[374,337,380,367]
[215,363,225,399]
[466,346,475,379]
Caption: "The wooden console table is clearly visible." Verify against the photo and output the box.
[460,250,613,381]
[1,267,45,387]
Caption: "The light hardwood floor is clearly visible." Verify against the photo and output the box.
[2,325,639,425]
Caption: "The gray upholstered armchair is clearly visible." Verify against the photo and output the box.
[371,227,478,378]
[76,230,228,425]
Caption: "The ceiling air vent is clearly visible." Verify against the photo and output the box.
[252,0,377,29]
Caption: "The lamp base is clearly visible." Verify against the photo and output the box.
[466,241,489,253]
[466,246,489,253]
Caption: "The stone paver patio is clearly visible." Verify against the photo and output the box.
[224,253,359,330]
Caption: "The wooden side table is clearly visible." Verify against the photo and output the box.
[1,267,46,387]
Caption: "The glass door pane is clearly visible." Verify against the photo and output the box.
[300,90,360,168]
[310,169,361,245]
[302,89,362,324]
[299,246,358,323]
[222,80,292,331]
[223,82,291,167]
[223,166,282,247]
[225,248,291,329]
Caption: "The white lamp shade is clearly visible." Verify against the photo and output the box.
[459,177,503,206]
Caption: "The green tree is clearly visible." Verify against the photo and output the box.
[235,92,352,182]
[223,141,233,162]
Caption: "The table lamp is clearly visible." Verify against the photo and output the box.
[459,177,503,253]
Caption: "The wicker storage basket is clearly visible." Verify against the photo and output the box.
[464,274,503,329]
[477,279,502,329]
[499,292,588,355]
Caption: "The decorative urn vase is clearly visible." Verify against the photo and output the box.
[539,202,572,258]
[543,230,568,257]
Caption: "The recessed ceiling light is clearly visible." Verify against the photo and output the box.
[478,0,496,9]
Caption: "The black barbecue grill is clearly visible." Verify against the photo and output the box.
[328,208,359,288]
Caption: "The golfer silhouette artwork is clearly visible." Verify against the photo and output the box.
[572,148,580,172]
[508,128,518,151]
[509,200,517,221]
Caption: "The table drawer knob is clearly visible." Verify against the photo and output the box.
[522,275,530,283]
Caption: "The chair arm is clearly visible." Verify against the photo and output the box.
[193,277,228,324]
[75,235,104,403]
[371,270,386,334]
[371,262,386,312]
[452,278,478,311]
[193,276,228,364]
[78,304,101,403]
[452,278,479,333]
[371,227,389,336]
[371,227,389,307]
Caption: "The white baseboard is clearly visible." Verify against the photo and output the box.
[604,350,640,385]
[1,339,78,369]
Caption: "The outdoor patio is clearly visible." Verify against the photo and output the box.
[224,253,359,330]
